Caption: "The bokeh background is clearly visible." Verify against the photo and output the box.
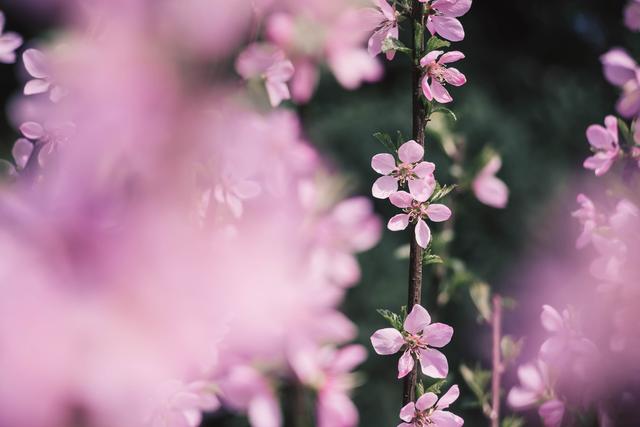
[0,0,632,425]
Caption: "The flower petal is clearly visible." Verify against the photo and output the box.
[439,50,465,64]
[422,322,453,348]
[429,410,464,427]
[372,175,399,199]
[415,392,438,411]
[540,305,563,332]
[388,214,410,231]
[431,80,453,103]
[12,138,33,170]
[538,399,565,427]
[24,79,50,96]
[436,385,460,410]
[413,161,436,178]
[389,191,414,208]
[586,124,614,150]
[23,48,49,79]
[370,328,404,355]
[19,122,45,140]
[404,304,431,335]
[371,153,397,174]
[418,347,448,378]
[415,218,431,248]
[398,350,415,378]
[408,178,434,203]
[426,204,452,222]
[398,140,424,163]
[399,402,416,422]
[430,16,465,42]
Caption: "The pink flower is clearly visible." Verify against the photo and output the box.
[419,0,472,42]
[507,361,564,427]
[365,0,399,60]
[420,50,466,104]
[290,343,367,427]
[235,43,295,107]
[398,385,464,427]
[584,115,620,176]
[212,167,261,219]
[147,380,220,427]
[387,190,452,249]
[370,304,452,378]
[18,120,76,167]
[11,138,34,171]
[371,140,435,199]
[600,49,640,118]
[218,366,282,427]
[472,154,508,208]
[23,48,66,102]
[572,194,598,249]
[0,12,22,64]
[539,305,596,363]
[625,0,640,32]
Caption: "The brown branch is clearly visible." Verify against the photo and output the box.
[402,0,427,407]
[490,294,503,427]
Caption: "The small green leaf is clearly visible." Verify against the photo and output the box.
[416,381,425,397]
[376,308,403,330]
[459,364,491,402]
[373,132,396,154]
[501,335,524,367]
[425,36,450,52]
[395,131,405,149]
[501,416,525,427]
[432,106,457,122]
[425,379,447,394]
[470,282,492,323]
[423,254,444,265]
[618,118,633,146]
[430,183,457,202]
[382,37,412,55]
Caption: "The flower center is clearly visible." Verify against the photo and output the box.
[428,63,447,83]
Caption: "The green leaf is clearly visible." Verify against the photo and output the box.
[395,130,405,149]
[501,416,525,427]
[618,118,633,146]
[423,253,444,265]
[430,183,457,202]
[432,106,457,122]
[425,36,450,52]
[376,308,403,330]
[501,335,524,367]
[470,282,492,323]
[373,132,396,154]
[459,364,491,402]
[0,160,17,182]
[425,379,447,394]
[381,37,412,55]
[416,381,425,398]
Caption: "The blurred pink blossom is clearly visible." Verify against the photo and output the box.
[364,0,399,60]
[583,115,620,176]
[625,0,640,31]
[601,48,640,118]
[23,48,67,103]
[0,11,22,63]
[472,154,509,208]
[420,0,472,42]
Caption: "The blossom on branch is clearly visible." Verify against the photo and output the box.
[398,385,464,427]
[370,304,452,378]
[420,50,466,104]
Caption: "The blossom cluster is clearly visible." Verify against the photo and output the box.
[0,2,385,427]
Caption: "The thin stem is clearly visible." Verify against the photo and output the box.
[490,294,503,427]
[402,0,427,407]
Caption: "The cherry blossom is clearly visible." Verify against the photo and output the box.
[600,49,640,118]
[371,140,436,200]
[584,115,620,176]
[18,121,76,167]
[398,385,464,427]
[572,194,598,249]
[539,305,596,363]
[420,50,466,104]
[147,380,220,427]
[0,11,22,64]
[236,43,295,107]
[23,49,66,102]
[472,154,509,208]
[387,189,452,249]
[365,0,399,60]
[370,304,452,378]
[289,343,366,427]
[11,138,34,171]
[625,0,640,31]
[419,0,472,42]
[507,361,565,427]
